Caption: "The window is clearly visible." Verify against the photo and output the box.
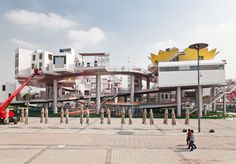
[161,94,164,99]
[179,66,190,71]
[165,94,168,99]
[160,66,179,72]
[2,85,6,91]
[15,59,19,68]
[31,64,35,69]
[160,64,224,72]
[39,62,42,67]
[53,56,66,68]
[39,53,43,59]
[8,93,11,97]
[48,54,52,60]
[32,55,36,61]
[200,65,224,70]
[190,66,198,70]
[84,90,90,96]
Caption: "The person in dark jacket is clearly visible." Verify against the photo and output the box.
[189,130,197,151]
[186,129,191,145]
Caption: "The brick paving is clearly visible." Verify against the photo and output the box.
[0,117,235,163]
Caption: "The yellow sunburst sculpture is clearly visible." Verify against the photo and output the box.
[149,47,179,64]
[149,47,217,63]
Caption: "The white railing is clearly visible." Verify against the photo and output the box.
[105,65,150,74]
[189,79,236,114]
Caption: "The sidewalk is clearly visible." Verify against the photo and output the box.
[0,118,235,163]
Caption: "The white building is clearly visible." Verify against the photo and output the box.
[53,48,77,72]
[0,82,16,103]
[158,60,226,87]
[15,47,34,76]
[75,75,124,97]
[31,50,54,73]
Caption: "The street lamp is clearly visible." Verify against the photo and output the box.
[189,43,208,133]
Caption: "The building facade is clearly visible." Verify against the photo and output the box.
[15,47,33,76]
[0,82,16,103]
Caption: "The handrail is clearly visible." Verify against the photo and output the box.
[189,80,236,114]
[105,65,150,74]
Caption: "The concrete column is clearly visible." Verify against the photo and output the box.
[53,79,58,114]
[96,73,101,113]
[130,75,135,102]
[58,87,63,98]
[211,87,216,111]
[47,85,53,99]
[45,85,50,99]
[156,92,161,104]
[177,87,181,117]
[111,76,115,93]
[75,100,79,109]
[198,85,203,117]
[146,78,150,102]
[223,94,227,116]
[204,105,207,116]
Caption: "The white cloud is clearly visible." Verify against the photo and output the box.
[148,39,179,53]
[9,38,40,49]
[68,28,105,49]
[4,10,76,30]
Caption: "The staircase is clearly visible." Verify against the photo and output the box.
[101,93,120,105]
[189,80,236,114]
[92,93,120,109]
[208,80,236,106]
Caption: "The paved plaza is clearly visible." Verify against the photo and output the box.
[0,117,235,164]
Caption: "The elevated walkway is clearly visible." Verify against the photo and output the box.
[16,65,154,87]
[11,87,159,105]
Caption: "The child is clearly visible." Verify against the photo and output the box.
[189,130,197,151]
[186,129,191,145]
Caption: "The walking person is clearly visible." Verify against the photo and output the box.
[189,130,197,151]
[186,129,191,146]
[121,108,125,125]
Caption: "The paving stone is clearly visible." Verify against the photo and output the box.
[0,117,235,163]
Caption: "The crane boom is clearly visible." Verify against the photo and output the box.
[0,69,39,111]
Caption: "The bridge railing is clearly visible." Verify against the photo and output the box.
[105,65,150,74]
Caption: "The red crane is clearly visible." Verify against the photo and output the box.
[0,69,39,124]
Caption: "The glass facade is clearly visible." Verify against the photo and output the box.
[160,64,224,72]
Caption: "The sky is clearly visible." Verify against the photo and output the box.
[0,0,236,81]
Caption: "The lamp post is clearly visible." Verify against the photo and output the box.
[189,43,208,133]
